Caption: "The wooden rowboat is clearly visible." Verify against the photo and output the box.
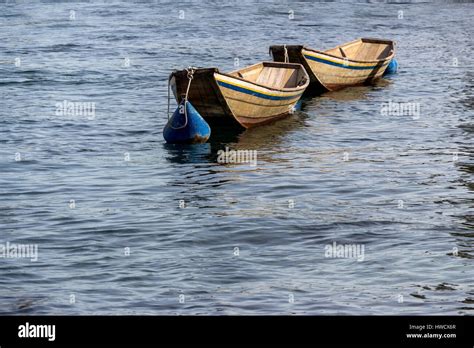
[270,38,395,93]
[169,62,309,128]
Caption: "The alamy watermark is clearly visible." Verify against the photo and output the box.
[55,100,96,120]
[0,242,38,262]
[217,147,257,166]
[380,100,421,120]
[325,241,365,262]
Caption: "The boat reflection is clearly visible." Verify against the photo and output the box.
[320,78,391,100]
[162,142,213,164]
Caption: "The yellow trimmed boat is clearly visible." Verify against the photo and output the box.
[270,38,395,92]
[169,62,309,128]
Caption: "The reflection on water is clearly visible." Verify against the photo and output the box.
[163,112,309,164]
[163,143,213,164]
[232,113,307,152]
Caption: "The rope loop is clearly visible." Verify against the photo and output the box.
[167,74,172,122]
[283,45,289,63]
[167,67,195,130]
[186,67,195,81]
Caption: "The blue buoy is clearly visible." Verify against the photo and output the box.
[163,100,211,144]
[384,58,398,75]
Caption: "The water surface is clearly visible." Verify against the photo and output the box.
[0,0,473,314]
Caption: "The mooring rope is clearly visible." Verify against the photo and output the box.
[167,75,172,121]
[167,67,194,130]
[284,45,289,63]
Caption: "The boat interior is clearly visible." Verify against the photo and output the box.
[322,38,394,61]
[228,62,307,89]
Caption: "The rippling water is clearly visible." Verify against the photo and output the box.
[0,1,473,315]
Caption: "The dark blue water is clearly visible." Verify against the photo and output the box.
[0,1,473,315]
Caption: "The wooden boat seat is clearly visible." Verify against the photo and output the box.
[229,62,306,89]
[255,67,299,89]
[323,39,393,61]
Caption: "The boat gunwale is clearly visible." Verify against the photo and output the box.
[303,37,395,65]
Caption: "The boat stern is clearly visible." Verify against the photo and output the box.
[269,45,326,94]
[169,68,240,126]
